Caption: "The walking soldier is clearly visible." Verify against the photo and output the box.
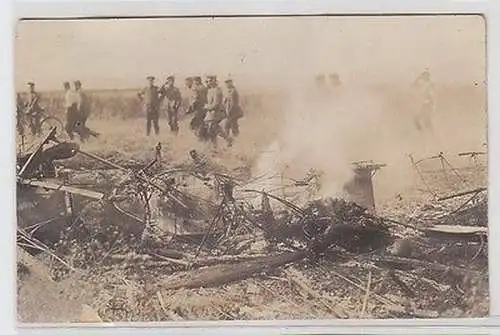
[138,76,162,136]
[223,78,244,138]
[204,75,232,147]
[160,76,182,134]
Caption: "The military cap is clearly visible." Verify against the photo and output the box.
[74,80,82,86]
[224,78,233,84]
[166,75,175,81]
[147,76,155,80]
[185,76,193,81]
[193,76,202,83]
[207,75,217,80]
[27,81,35,87]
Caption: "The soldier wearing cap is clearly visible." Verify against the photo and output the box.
[159,75,182,134]
[185,77,202,131]
[138,76,162,136]
[194,76,208,106]
[204,75,232,147]
[223,78,244,139]
[24,81,43,136]
[186,76,207,138]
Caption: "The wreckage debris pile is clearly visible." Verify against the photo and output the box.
[17,148,489,321]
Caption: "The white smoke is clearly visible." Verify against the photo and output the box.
[248,79,486,208]
[251,82,430,202]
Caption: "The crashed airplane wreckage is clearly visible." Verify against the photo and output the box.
[16,128,487,313]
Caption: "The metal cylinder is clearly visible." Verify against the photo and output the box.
[343,162,385,214]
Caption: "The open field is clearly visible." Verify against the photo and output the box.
[16,83,488,322]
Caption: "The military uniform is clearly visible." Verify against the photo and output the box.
[64,85,78,139]
[186,80,205,133]
[160,78,182,133]
[25,86,43,136]
[138,77,162,136]
[204,79,231,146]
[196,80,208,106]
[205,85,225,123]
[223,82,243,137]
[73,83,95,140]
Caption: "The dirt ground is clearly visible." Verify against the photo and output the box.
[16,84,488,323]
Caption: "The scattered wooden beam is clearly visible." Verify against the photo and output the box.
[161,251,307,290]
[17,127,57,178]
[422,224,487,239]
[438,187,487,201]
[18,178,104,200]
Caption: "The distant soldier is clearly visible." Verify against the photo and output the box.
[183,77,194,111]
[412,69,436,133]
[329,73,341,86]
[188,76,208,137]
[74,80,99,141]
[63,81,78,140]
[315,74,327,91]
[195,76,208,105]
[160,76,182,134]
[138,76,161,136]
[24,82,43,136]
[223,79,244,138]
[184,77,195,113]
[204,75,232,147]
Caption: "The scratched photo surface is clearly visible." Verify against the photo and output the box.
[15,16,487,323]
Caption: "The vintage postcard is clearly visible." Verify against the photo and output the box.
[15,15,487,323]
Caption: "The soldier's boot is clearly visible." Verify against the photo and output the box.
[146,119,152,136]
[153,118,160,135]
[232,121,240,137]
[226,136,233,148]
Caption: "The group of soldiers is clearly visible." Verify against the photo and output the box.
[138,74,243,147]
[16,80,98,141]
[63,80,99,141]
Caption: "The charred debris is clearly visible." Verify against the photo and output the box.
[16,128,488,319]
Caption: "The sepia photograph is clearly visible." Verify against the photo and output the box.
[15,15,488,323]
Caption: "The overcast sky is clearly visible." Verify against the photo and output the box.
[14,15,485,90]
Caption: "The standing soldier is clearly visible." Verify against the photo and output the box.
[328,73,342,87]
[195,76,208,105]
[74,80,98,141]
[412,69,436,133]
[188,76,207,137]
[138,76,161,136]
[223,79,244,139]
[63,81,77,140]
[183,77,194,114]
[160,76,182,134]
[204,75,231,147]
[185,77,201,130]
[24,82,43,136]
